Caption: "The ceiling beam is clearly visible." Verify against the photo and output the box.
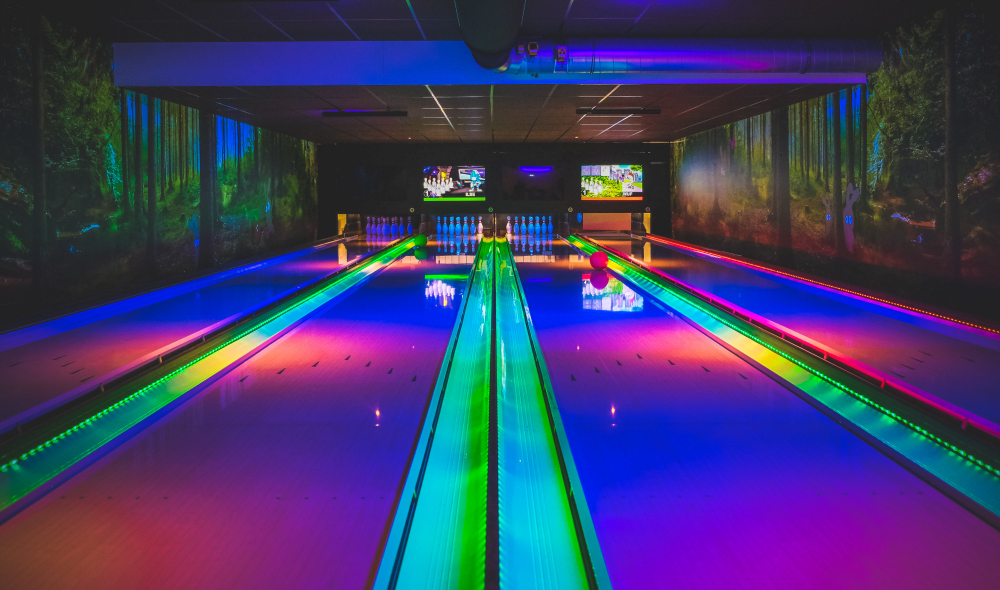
[113,42,867,87]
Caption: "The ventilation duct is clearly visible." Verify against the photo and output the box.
[487,38,882,75]
[454,0,523,70]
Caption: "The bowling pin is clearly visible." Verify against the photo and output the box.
[520,216,527,234]
[477,216,483,235]
[547,216,553,234]
[407,217,413,235]
[506,216,512,235]
[436,216,442,235]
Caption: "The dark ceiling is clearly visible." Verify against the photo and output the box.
[65,0,939,43]
[139,82,847,144]
[55,0,940,144]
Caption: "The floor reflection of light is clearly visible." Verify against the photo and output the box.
[426,279,457,308]
[582,275,644,312]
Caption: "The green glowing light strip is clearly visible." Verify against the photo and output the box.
[386,239,493,590]
[568,236,1000,517]
[425,274,470,280]
[374,241,486,589]
[496,239,605,589]
[0,238,415,513]
[422,197,487,202]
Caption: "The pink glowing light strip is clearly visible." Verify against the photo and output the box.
[585,236,1000,444]
[644,234,1000,338]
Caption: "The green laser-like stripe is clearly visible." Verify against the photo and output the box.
[0,239,414,512]
[422,197,487,202]
[569,236,1000,483]
[375,241,489,590]
[390,239,494,589]
[425,274,470,280]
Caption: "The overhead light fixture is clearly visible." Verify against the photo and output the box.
[323,109,407,117]
[575,108,661,115]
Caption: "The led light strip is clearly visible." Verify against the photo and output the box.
[569,236,1000,481]
[643,234,1000,336]
[0,238,414,483]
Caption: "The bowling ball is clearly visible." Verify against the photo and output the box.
[413,247,428,261]
[590,270,610,290]
[413,234,428,248]
[589,251,609,270]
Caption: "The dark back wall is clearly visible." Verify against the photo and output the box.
[317,143,671,237]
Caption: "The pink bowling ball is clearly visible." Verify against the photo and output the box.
[590,251,609,270]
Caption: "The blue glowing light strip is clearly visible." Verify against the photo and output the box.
[568,236,1000,518]
[0,238,414,517]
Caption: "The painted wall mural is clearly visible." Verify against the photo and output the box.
[0,13,317,323]
[671,7,1000,291]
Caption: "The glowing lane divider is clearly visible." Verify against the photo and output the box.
[597,238,1000,444]
[0,238,415,514]
[643,233,1000,337]
[376,239,493,590]
[0,234,357,353]
[569,236,1000,517]
[496,239,608,590]
[425,274,470,280]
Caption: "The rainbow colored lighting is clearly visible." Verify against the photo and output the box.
[644,234,1000,336]
[568,236,1000,487]
[0,238,416,512]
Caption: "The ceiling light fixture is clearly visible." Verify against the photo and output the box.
[575,108,661,115]
[323,109,407,117]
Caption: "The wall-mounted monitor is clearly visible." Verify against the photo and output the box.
[501,165,566,201]
[423,166,486,201]
[581,165,643,200]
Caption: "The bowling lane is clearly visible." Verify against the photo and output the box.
[0,237,370,432]
[0,240,472,589]
[518,243,1000,589]
[596,236,1000,426]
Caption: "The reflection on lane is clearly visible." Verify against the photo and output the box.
[582,273,643,313]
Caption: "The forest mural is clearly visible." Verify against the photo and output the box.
[671,4,1000,297]
[0,11,318,324]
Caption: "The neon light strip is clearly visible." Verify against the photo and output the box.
[593,238,1000,442]
[424,274,470,280]
[373,244,486,590]
[498,239,612,590]
[423,197,487,202]
[644,234,1000,336]
[380,239,494,589]
[0,238,414,514]
[0,235,355,353]
[580,197,643,201]
[569,237,1000,493]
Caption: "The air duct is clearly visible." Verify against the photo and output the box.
[454,0,523,71]
[487,38,883,75]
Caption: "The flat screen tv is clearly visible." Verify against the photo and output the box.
[580,165,643,200]
[501,165,565,201]
[423,165,486,201]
